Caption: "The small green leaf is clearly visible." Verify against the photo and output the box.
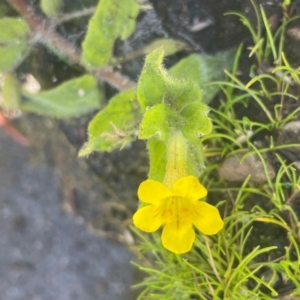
[21,75,101,118]
[82,0,139,68]
[0,18,30,72]
[147,138,166,181]
[2,72,21,109]
[170,50,235,103]
[40,0,62,17]
[180,102,212,139]
[138,104,172,141]
[137,48,167,110]
[143,38,186,56]
[137,48,211,142]
[137,48,202,111]
[79,89,142,156]
[139,102,211,141]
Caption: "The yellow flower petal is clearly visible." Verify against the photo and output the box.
[161,220,195,254]
[171,176,207,201]
[138,179,172,204]
[133,205,164,232]
[191,201,224,235]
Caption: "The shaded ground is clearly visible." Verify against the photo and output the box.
[0,115,144,300]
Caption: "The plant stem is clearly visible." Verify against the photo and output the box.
[6,0,136,91]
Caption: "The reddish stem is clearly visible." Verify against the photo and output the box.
[0,111,29,146]
[6,0,136,91]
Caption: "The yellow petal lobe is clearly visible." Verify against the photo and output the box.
[138,179,172,204]
[191,201,224,235]
[133,205,164,232]
[161,220,195,254]
[171,176,207,201]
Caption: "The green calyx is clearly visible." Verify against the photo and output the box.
[163,131,188,188]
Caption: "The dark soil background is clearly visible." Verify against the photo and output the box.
[1,0,300,299]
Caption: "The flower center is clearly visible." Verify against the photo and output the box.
[161,196,191,224]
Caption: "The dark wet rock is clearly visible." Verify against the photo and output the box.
[0,122,138,300]
[148,0,282,53]
[276,121,300,168]
[149,0,246,52]
[219,151,275,183]
[282,120,300,133]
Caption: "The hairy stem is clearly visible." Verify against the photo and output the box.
[6,0,136,91]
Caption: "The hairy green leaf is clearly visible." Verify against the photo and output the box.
[139,102,211,141]
[79,89,141,156]
[180,102,212,139]
[139,104,172,141]
[0,18,30,72]
[137,48,203,111]
[21,75,101,118]
[82,0,139,68]
[170,50,235,103]
[137,48,167,110]
[137,48,211,141]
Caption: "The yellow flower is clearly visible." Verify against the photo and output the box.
[133,176,224,254]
